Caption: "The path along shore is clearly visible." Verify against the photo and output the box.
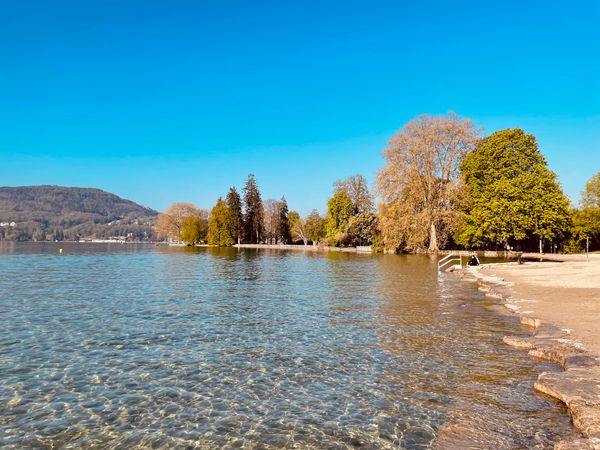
[463,254,600,449]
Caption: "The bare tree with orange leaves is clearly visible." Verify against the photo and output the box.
[376,112,480,252]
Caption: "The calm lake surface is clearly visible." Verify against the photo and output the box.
[0,243,576,449]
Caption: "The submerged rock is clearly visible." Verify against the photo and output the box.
[554,436,600,449]
[535,368,600,438]
[463,265,600,448]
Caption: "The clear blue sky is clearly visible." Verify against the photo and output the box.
[1,0,598,215]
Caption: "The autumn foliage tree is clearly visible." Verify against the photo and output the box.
[376,112,479,252]
[333,174,374,214]
[264,199,281,244]
[263,197,291,244]
[289,211,307,245]
[155,202,208,243]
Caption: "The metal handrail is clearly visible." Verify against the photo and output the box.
[438,254,455,265]
[438,253,463,272]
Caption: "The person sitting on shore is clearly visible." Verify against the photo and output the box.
[467,253,480,266]
[516,244,523,264]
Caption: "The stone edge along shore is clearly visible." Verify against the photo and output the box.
[458,266,600,450]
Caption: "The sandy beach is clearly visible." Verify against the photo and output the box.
[481,253,600,356]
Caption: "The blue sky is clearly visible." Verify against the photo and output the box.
[1,0,598,214]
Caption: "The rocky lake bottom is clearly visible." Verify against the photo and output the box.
[0,243,578,448]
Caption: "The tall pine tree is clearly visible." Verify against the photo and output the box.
[208,198,234,246]
[242,174,264,244]
[277,196,291,244]
[226,186,243,244]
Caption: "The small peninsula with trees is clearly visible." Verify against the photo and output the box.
[154,113,599,254]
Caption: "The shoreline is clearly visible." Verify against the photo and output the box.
[232,243,374,253]
[461,257,600,449]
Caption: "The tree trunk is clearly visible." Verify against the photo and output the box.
[429,222,438,252]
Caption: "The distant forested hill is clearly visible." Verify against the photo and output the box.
[0,186,158,241]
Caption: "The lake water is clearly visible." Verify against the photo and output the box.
[0,243,576,449]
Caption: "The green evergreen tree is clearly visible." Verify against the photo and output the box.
[325,191,353,245]
[226,186,243,244]
[457,128,571,249]
[277,196,291,244]
[208,198,234,246]
[242,174,264,244]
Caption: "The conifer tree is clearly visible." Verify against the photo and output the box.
[226,186,243,244]
[242,174,264,244]
[277,196,291,244]
[208,198,234,246]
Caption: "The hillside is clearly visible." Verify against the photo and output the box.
[0,186,158,241]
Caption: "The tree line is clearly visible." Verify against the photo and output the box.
[155,112,600,253]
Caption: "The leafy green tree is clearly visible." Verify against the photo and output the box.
[341,212,379,247]
[243,174,264,244]
[566,172,600,252]
[180,215,208,245]
[565,208,600,252]
[305,209,326,245]
[288,210,307,245]
[457,128,571,249]
[582,172,600,209]
[208,198,234,246]
[326,191,353,245]
[226,187,243,244]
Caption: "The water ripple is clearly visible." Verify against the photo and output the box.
[0,243,575,448]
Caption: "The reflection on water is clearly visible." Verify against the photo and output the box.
[0,243,575,448]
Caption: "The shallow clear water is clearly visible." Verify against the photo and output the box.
[0,243,576,449]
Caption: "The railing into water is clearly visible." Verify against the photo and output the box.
[438,253,463,272]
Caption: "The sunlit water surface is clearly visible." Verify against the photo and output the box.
[0,243,576,449]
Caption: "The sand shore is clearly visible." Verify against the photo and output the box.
[481,253,600,356]
[467,254,600,448]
